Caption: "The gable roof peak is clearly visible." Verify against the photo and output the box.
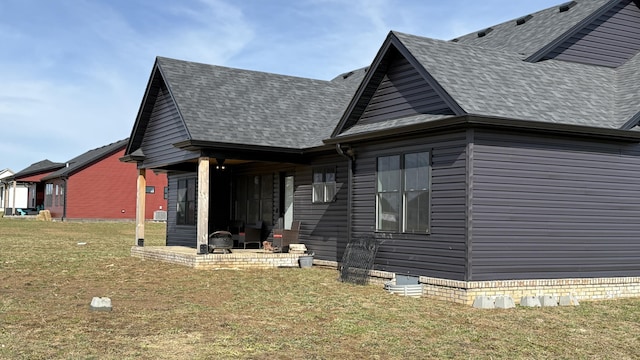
[331,31,466,138]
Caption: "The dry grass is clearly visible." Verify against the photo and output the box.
[1,218,640,359]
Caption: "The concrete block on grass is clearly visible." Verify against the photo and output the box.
[472,296,495,309]
[90,297,112,312]
[495,296,515,309]
[559,295,580,306]
[539,295,558,307]
[520,296,541,307]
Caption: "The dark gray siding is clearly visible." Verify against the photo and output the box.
[140,84,198,168]
[544,0,640,67]
[359,57,454,125]
[166,172,197,247]
[351,131,468,280]
[293,155,349,261]
[471,130,640,280]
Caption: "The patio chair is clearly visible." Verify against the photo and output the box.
[273,221,301,253]
[239,221,263,249]
[228,220,244,247]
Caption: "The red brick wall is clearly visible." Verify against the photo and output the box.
[61,149,167,220]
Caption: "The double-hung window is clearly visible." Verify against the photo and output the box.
[376,151,431,233]
[312,167,336,203]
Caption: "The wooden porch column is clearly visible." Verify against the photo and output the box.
[197,157,210,254]
[136,168,146,246]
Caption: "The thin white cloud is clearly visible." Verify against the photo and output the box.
[0,0,564,172]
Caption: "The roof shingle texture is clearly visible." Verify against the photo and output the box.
[453,0,611,58]
[157,57,365,149]
[395,31,619,129]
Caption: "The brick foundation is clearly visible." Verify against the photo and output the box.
[132,249,640,304]
[420,276,640,305]
[131,246,303,269]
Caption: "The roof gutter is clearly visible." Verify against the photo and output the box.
[173,139,309,164]
[325,115,640,145]
[119,154,145,163]
[174,139,305,154]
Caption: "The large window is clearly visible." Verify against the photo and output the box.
[312,167,336,203]
[376,151,430,233]
[177,178,196,225]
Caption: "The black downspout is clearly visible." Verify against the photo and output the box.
[336,144,354,247]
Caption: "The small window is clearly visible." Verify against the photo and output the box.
[312,167,336,203]
[163,186,168,200]
[145,186,155,194]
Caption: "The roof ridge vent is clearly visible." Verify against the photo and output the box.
[516,14,533,25]
[477,27,493,37]
[342,71,354,79]
[558,1,577,12]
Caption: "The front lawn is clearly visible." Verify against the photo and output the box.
[1,218,639,359]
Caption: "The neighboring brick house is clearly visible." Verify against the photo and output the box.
[4,160,65,214]
[42,139,167,220]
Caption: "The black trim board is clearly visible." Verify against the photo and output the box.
[325,114,640,145]
[620,111,640,130]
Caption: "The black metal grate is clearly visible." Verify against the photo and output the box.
[339,235,380,285]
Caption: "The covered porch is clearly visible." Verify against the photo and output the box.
[130,154,302,254]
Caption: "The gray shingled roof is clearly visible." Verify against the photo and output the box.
[157,57,365,149]
[133,0,639,150]
[395,31,618,128]
[42,139,128,180]
[12,160,65,179]
[453,0,611,58]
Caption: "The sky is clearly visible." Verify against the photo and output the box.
[1,0,563,173]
